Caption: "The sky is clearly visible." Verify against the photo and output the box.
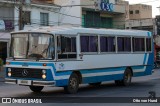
[124,0,160,17]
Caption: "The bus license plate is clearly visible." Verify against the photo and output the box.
[18,80,31,85]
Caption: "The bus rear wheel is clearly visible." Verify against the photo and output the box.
[115,68,132,86]
[122,69,132,86]
[29,86,44,92]
[64,73,79,94]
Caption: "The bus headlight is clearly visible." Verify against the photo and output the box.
[8,68,12,77]
[42,74,46,79]
[42,70,46,79]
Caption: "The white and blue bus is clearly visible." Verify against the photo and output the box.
[5,27,154,93]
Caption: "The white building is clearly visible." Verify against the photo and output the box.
[54,0,129,29]
[0,0,60,62]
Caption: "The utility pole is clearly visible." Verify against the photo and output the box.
[18,0,26,30]
[19,4,23,30]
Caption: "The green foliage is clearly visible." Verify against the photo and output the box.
[0,58,3,66]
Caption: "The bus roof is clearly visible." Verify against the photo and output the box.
[11,26,152,37]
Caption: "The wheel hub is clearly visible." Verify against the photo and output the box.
[70,78,77,89]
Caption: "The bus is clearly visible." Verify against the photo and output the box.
[5,27,154,94]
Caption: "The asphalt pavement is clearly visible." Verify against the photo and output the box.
[0,69,160,106]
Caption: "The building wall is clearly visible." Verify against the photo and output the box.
[81,0,128,29]
[14,5,59,31]
[129,4,152,20]
[54,0,81,26]
[0,5,14,31]
[81,0,126,13]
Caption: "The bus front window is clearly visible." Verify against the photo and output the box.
[11,33,54,60]
[10,34,28,58]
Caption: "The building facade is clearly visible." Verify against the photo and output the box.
[0,0,60,63]
[129,4,152,20]
[0,0,135,63]
[125,4,154,34]
[53,0,129,29]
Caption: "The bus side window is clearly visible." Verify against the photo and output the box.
[133,37,145,52]
[57,35,77,59]
[146,38,152,52]
[57,36,62,53]
[61,36,66,53]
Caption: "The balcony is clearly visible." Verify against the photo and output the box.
[125,19,154,28]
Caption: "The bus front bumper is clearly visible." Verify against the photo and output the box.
[5,78,55,87]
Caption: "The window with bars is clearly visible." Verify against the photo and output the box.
[57,36,77,59]
[40,13,49,26]
[22,11,31,25]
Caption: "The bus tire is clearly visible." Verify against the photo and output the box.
[122,68,132,86]
[64,73,79,94]
[89,82,101,86]
[29,86,44,92]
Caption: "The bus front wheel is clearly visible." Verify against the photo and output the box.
[64,73,79,94]
[29,86,44,92]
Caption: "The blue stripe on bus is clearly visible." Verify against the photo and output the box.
[7,61,145,75]
[147,32,151,37]
[6,61,151,82]
[143,53,147,64]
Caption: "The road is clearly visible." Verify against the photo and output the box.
[0,69,160,106]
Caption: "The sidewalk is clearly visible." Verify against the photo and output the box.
[0,66,5,82]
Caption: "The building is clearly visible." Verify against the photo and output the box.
[0,0,60,63]
[129,4,152,20]
[125,4,154,33]
[0,0,130,63]
[0,0,130,30]
[54,0,129,29]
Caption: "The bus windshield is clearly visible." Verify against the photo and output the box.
[10,33,54,60]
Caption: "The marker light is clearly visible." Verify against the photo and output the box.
[8,68,11,72]
[6,62,10,65]
[43,63,47,66]
[42,70,46,74]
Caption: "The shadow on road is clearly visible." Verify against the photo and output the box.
[10,79,159,97]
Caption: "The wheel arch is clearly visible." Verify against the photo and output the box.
[71,71,82,84]
[126,67,133,76]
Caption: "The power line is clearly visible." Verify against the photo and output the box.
[126,0,160,4]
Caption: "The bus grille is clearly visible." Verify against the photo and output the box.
[10,68,42,79]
